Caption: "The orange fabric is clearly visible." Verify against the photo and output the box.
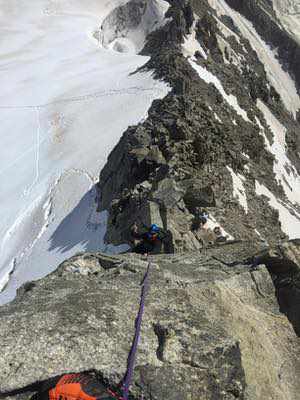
[49,374,98,400]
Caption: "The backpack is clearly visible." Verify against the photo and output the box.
[48,374,115,400]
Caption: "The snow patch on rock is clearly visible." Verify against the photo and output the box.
[189,59,250,121]
[257,100,300,206]
[215,33,244,70]
[214,112,222,122]
[227,167,248,213]
[182,19,207,59]
[205,215,234,241]
[255,181,300,239]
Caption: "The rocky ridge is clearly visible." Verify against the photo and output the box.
[98,0,300,252]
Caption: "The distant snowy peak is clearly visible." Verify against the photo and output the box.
[98,0,169,54]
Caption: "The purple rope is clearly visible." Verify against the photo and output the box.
[122,259,151,400]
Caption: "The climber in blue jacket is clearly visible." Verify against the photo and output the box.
[131,222,167,254]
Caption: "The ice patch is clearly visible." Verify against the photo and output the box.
[255,181,300,239]
[257,100,300,206]
[189,59,250,122]
[227,167,248,213]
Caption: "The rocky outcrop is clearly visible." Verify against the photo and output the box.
[0,241,300,400]
[253,239,300,336]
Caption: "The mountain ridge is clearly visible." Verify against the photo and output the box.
[99,0,300,252]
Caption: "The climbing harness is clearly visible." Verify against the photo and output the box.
[122,257,152,400]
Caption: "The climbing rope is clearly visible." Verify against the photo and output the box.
[122,257,152,400]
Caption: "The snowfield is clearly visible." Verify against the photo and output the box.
[0,0,170,304]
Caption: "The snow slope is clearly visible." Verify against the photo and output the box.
[208,0,300,118]
[0,0,170,304]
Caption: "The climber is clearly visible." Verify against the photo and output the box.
[131,222,166,254]
[192,208,209,231]
[29,373,120,400]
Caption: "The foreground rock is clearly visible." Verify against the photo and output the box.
[0,241,300,400]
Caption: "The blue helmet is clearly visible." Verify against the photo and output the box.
[150,224,159,233]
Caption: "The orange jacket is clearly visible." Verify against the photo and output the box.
[48,373,115,400]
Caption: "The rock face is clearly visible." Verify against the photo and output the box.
[0,241,300,400]
[98,0,300,251]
